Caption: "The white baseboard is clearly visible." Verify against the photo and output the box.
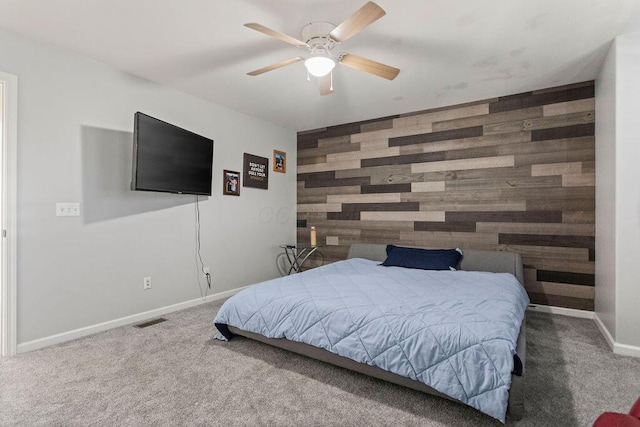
[530,305,640,358]
[19,295,640,359]
[593,313,616,350]
[613,342,640,358]
[526,304,595,319]
[594,313,640,358]
[17,287,246,354]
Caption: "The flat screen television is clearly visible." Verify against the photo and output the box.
[131,112,214,196]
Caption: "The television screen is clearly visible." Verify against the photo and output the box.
[131,112,214,196]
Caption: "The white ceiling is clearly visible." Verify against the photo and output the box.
[1,0,639,131]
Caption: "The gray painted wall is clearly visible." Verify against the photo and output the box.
[596,31,640,349]
[614,32,640,347]
[0,27,297,344]
[595,38,617,339]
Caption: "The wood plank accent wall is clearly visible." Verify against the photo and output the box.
[297,81,595,311]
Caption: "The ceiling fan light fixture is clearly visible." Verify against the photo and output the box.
[304,55,335,77]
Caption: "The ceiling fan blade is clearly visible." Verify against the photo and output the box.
[329,2,386,43]
[318,74,334,96]
[340,53,400,80]
[247,57,303,76]
[244,23,308,47]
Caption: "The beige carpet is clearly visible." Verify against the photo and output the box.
[1,300,639,426]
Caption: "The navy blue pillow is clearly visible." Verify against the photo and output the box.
[381,245,463,271]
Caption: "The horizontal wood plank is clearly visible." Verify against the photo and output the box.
[445,176,561,191]
[502,244,590,261]
[415,200,527,212]
[562,173,595,187]
[350,124,433,144]
[532,162,582,176]
[531,123,594,141]
[362,184,413,194]
[392,103,489,128]
[476,222,594,236]
[543,98,595,117]
[420,131,532,154]
[400,231,499,246]
[361,211,445,222]
[483,111,594,135]
[297,159,360,174]
[410,181,446,192]
[522,257,594,274]
[390,127,484,147]
[562,211,595,224]
[412,155,515,173]
[327,147,400,163]
[327,193,401,204]
[448,211,562,223]
[297,203,342,213]
[432,106,543,132]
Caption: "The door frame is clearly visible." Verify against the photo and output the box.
[0,71,18,357]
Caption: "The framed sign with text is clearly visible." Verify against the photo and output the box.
[243,153,269,189]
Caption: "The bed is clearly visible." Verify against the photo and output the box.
[214,243,529,422]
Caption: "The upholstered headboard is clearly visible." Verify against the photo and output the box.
[347,243,524,285]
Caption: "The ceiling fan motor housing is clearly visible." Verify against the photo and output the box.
[301,21,337,51]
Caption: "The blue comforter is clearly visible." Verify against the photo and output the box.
[214,258,529,422]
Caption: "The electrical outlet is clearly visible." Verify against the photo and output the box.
[143,277,152,290]
[203,267,210,277]
[56,202,81,217]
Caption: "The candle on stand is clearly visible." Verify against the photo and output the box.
[310,226,317,247]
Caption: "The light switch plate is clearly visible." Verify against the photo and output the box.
[56,202,81,217]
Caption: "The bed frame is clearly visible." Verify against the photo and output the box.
[227,243,526,421]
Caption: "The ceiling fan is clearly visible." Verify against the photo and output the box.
[244,1,400,96]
